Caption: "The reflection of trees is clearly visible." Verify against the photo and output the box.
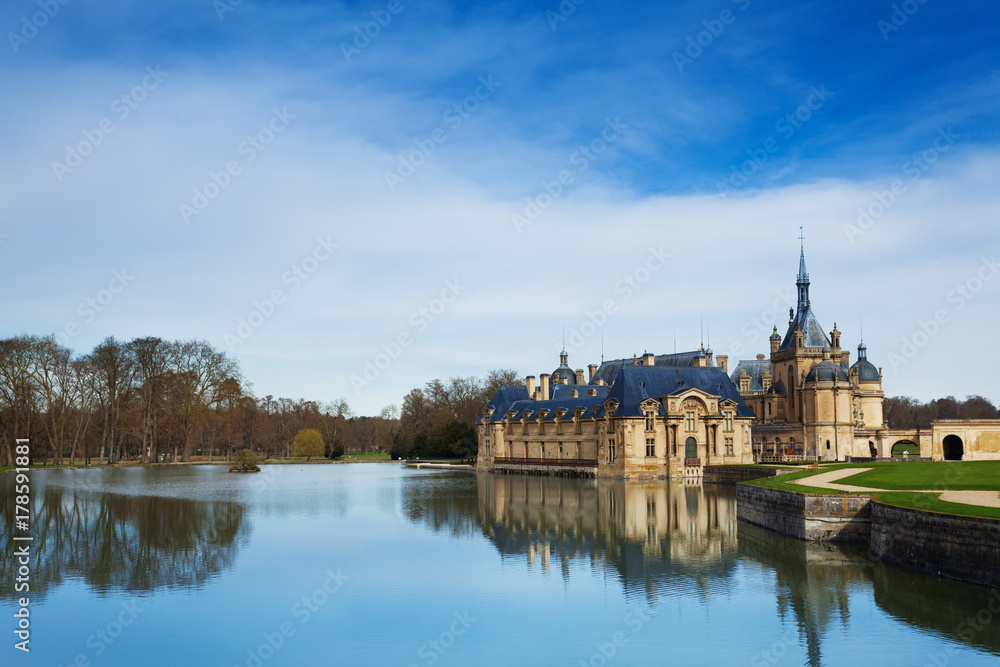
[738,523,1000,664]
[870,560,1000,656]
[0,482,248,599]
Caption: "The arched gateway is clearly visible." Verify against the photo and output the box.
[942,435,964,461]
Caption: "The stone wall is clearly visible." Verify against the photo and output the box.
[703,465,793,484]
[736,484,872,542]
[870,501,1000,588]
[845,457,931,463]
[493,463,597,478]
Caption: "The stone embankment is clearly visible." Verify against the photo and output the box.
[703,465,795,484]
[731,468,1000,588]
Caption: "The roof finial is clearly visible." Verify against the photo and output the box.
[799,226,805,253]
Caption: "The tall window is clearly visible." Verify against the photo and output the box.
[608,438,616,463]
[645,411,655,431]
[725,438,734,456]
[685,411,695,431]
[646,438,655,457]
[559,443,563,459]
[724,411,733,431]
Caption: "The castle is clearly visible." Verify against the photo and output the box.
[476,240,1000,478]
[729,240,886,461]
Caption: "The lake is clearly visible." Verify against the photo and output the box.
[2,463,999,666]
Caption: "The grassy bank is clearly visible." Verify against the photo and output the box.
[743,461,1000,519]
[835,461,1000,490]
[872,491,1000,520]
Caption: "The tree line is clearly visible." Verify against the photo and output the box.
[0,333,517,466]
[0,335,400,467]
[883,395,1000,429]
[390,369,519,460]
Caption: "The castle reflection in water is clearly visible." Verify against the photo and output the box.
[405,472,1000,665]
[478,474,739,601]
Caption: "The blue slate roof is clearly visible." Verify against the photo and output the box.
[550,384,608,400]
[590,350,709,386]
[476,385,529,423]
[604,365,754,417]
[730,359,770,392]
[480,364,752,423]
[781,246,830,351]
[503,396,609,422]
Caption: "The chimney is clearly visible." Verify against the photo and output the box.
[588,388,597,397]
[694,355,707,367]
[717,354,728,372]
[756,354,766,361]
[575,369,585,385]
[588,364,598,382]
[597,379,606,386]
[540,374,550,401]
[643,353,655,367]
[526,376,536,400]
[571,390,578,398]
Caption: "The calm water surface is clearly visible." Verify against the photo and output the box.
[2,464,999,666]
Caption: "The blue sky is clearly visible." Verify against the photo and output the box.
[2,0,1000,414]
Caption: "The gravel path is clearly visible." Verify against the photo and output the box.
[789,467,1000,509]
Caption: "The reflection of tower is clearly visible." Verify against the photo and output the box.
[737,522,873,667]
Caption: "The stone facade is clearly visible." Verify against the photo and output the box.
[477,351,755,479]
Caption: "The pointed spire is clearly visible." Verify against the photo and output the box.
[796,227,810,313]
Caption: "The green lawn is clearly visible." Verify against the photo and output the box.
[743,461,1000,519]
[872,491,1000,520]
[835,461,1000,491]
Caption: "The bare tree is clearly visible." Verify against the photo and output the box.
[87,337,135,465]
[171,340,241,462]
